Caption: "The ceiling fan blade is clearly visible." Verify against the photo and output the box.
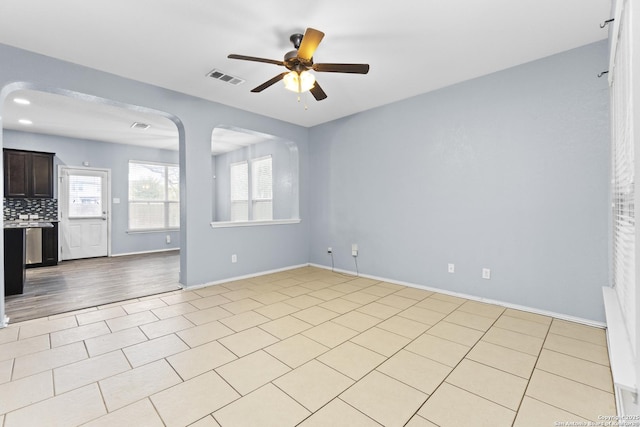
[228,54,284,66]
[251,72,288,93]
[310,81,327,101]
[313,63,370,74]
[297,28,325,61]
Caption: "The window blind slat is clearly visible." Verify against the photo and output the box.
[610,2,636,357]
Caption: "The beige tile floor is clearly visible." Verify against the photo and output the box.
[0,266,616,427]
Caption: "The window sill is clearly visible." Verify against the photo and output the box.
[602,286,637,394]
[127,228,179,234]
[210,219,301,228]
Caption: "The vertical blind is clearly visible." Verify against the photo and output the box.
[128,161,179,230]
[611,1,636,355]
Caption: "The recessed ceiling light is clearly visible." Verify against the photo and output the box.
[13,98,30,105]
[18,119,33,125]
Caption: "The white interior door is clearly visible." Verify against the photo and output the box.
[59,167,110,260]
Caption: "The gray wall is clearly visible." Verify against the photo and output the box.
[3,129,181,255]
[308,41,610,322]
[0,39,611,324]
[0,42,311,300]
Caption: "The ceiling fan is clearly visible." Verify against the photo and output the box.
[228,27,369,101]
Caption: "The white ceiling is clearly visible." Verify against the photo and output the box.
[0,0,611,147]
[4,89,267,154]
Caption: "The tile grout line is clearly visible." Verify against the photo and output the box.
[405,308,512,425]
[523,395,596,423]
[534,364,616,395]
[511,316,553,422]
[213,284,425,425]
[290,296,488,425]
[534,347,615,392]
[1,268,614,426]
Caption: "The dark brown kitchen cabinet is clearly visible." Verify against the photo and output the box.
[4,228,25,296]
[3,149,54,198]
[39,223,58,267]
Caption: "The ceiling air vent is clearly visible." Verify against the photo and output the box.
[207,69,245,86]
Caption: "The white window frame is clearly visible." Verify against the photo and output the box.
[603,0,639,416]
[229,155,272,221]
[128,160,179,232]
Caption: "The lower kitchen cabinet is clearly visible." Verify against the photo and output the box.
[26,223,58,268]
[42,223,58,266]
[4,228,26,296]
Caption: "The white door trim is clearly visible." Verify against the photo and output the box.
[58,165,112,259]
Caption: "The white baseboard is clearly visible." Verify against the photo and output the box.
[177,260,605,329]
[185,263,310,290]
[309,263,606,328]
[111,248,180,257]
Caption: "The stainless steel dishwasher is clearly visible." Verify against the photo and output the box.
[25,227,43,265]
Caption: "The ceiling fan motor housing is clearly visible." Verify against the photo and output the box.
[284,50,310,72]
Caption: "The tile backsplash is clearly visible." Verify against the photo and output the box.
[4,198,58,221]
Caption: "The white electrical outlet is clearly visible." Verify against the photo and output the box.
[482,268,491,279]
[448,263,455,273]
[231,254,237,263]
[166,235,171,244]
[327,247,332,254]
[352,243,358,257]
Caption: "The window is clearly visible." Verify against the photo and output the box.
[68,175,103,218]
[230,156,272,221]
[128,161,179,230]
[252,156,273,220]
[230,161,248,221]
[610,3,636,356]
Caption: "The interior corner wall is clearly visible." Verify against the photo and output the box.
[308,40,610,322]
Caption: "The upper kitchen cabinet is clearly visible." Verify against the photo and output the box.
[4,149,55,198]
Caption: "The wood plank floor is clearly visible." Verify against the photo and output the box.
[4,250,181,323]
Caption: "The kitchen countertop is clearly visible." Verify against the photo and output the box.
[3,220,56,229]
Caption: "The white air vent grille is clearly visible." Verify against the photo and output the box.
[207,69,245,86]
[131,122,150,130]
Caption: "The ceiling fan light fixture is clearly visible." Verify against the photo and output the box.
[283,70,315,93]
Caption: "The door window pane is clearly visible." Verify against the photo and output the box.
[68,175,102,218]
